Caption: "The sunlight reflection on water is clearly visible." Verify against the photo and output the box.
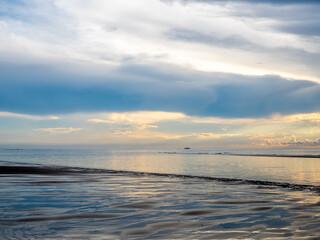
[0,167,320,239]
[1,148,320,185]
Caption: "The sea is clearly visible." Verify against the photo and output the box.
[1,147,320,239]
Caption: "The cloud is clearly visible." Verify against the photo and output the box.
[0,111,59,120]
[277,21,320,37]
[34,127,82,134]
[166,28,254,49]
[175,0,320,4]
[87,119,113,124]
[1,0,320,80]
[84,110,320,145]
[1,0,320,120]
[109,127,184,140]
[220,2,320,38]
[202,76,319,118]
[283,137,320,146]
[189,132,241,139]
[88,111,185,130]
[88,111,185,124]
[1,62,320,118]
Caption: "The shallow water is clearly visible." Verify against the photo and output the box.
[1,148,320,185]
[1,164,320,239]
[1,148,320,239]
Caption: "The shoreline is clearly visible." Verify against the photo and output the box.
[1,163,320,192]
[1,162,320,239]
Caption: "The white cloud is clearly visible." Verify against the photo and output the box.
[190,112,320,126]
[0,112,59,120]
[1,0,319,81]
[34,127,81,134]
[88,111,185,129]
[190,132,241,139]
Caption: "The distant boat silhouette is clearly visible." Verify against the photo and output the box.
[184,147,191,149]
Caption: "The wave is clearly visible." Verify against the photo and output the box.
[1,163,320,192]
[160,152,320,158]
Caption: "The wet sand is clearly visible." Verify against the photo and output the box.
[1,164,320,239]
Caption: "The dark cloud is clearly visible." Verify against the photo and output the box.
[1,62,320,118]
[277,21,320,36]
[203,77,319,117]
[174,0,320,4]
[284,138,320,146]
[166,28,255,49]
[171,0,320,37]
[229,2,320,37]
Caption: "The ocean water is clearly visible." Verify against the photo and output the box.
[1,147,320,239]
[1,147,320,185]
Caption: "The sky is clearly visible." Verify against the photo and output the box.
[0,0,320,148]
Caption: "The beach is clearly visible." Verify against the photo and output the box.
[2,0,320,238]
[1,162,320,239]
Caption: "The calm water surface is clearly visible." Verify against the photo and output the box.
[1,165,320,240]
[1,148,320,239]
[1,148,320,185]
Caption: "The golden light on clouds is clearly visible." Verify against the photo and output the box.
[34,127,82,134]
[1,0,320,149]
[2,110,320,147]
[89,111,186,123]
[191,112,320,125]
[88,111,186,130]
[85,111,320,147]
